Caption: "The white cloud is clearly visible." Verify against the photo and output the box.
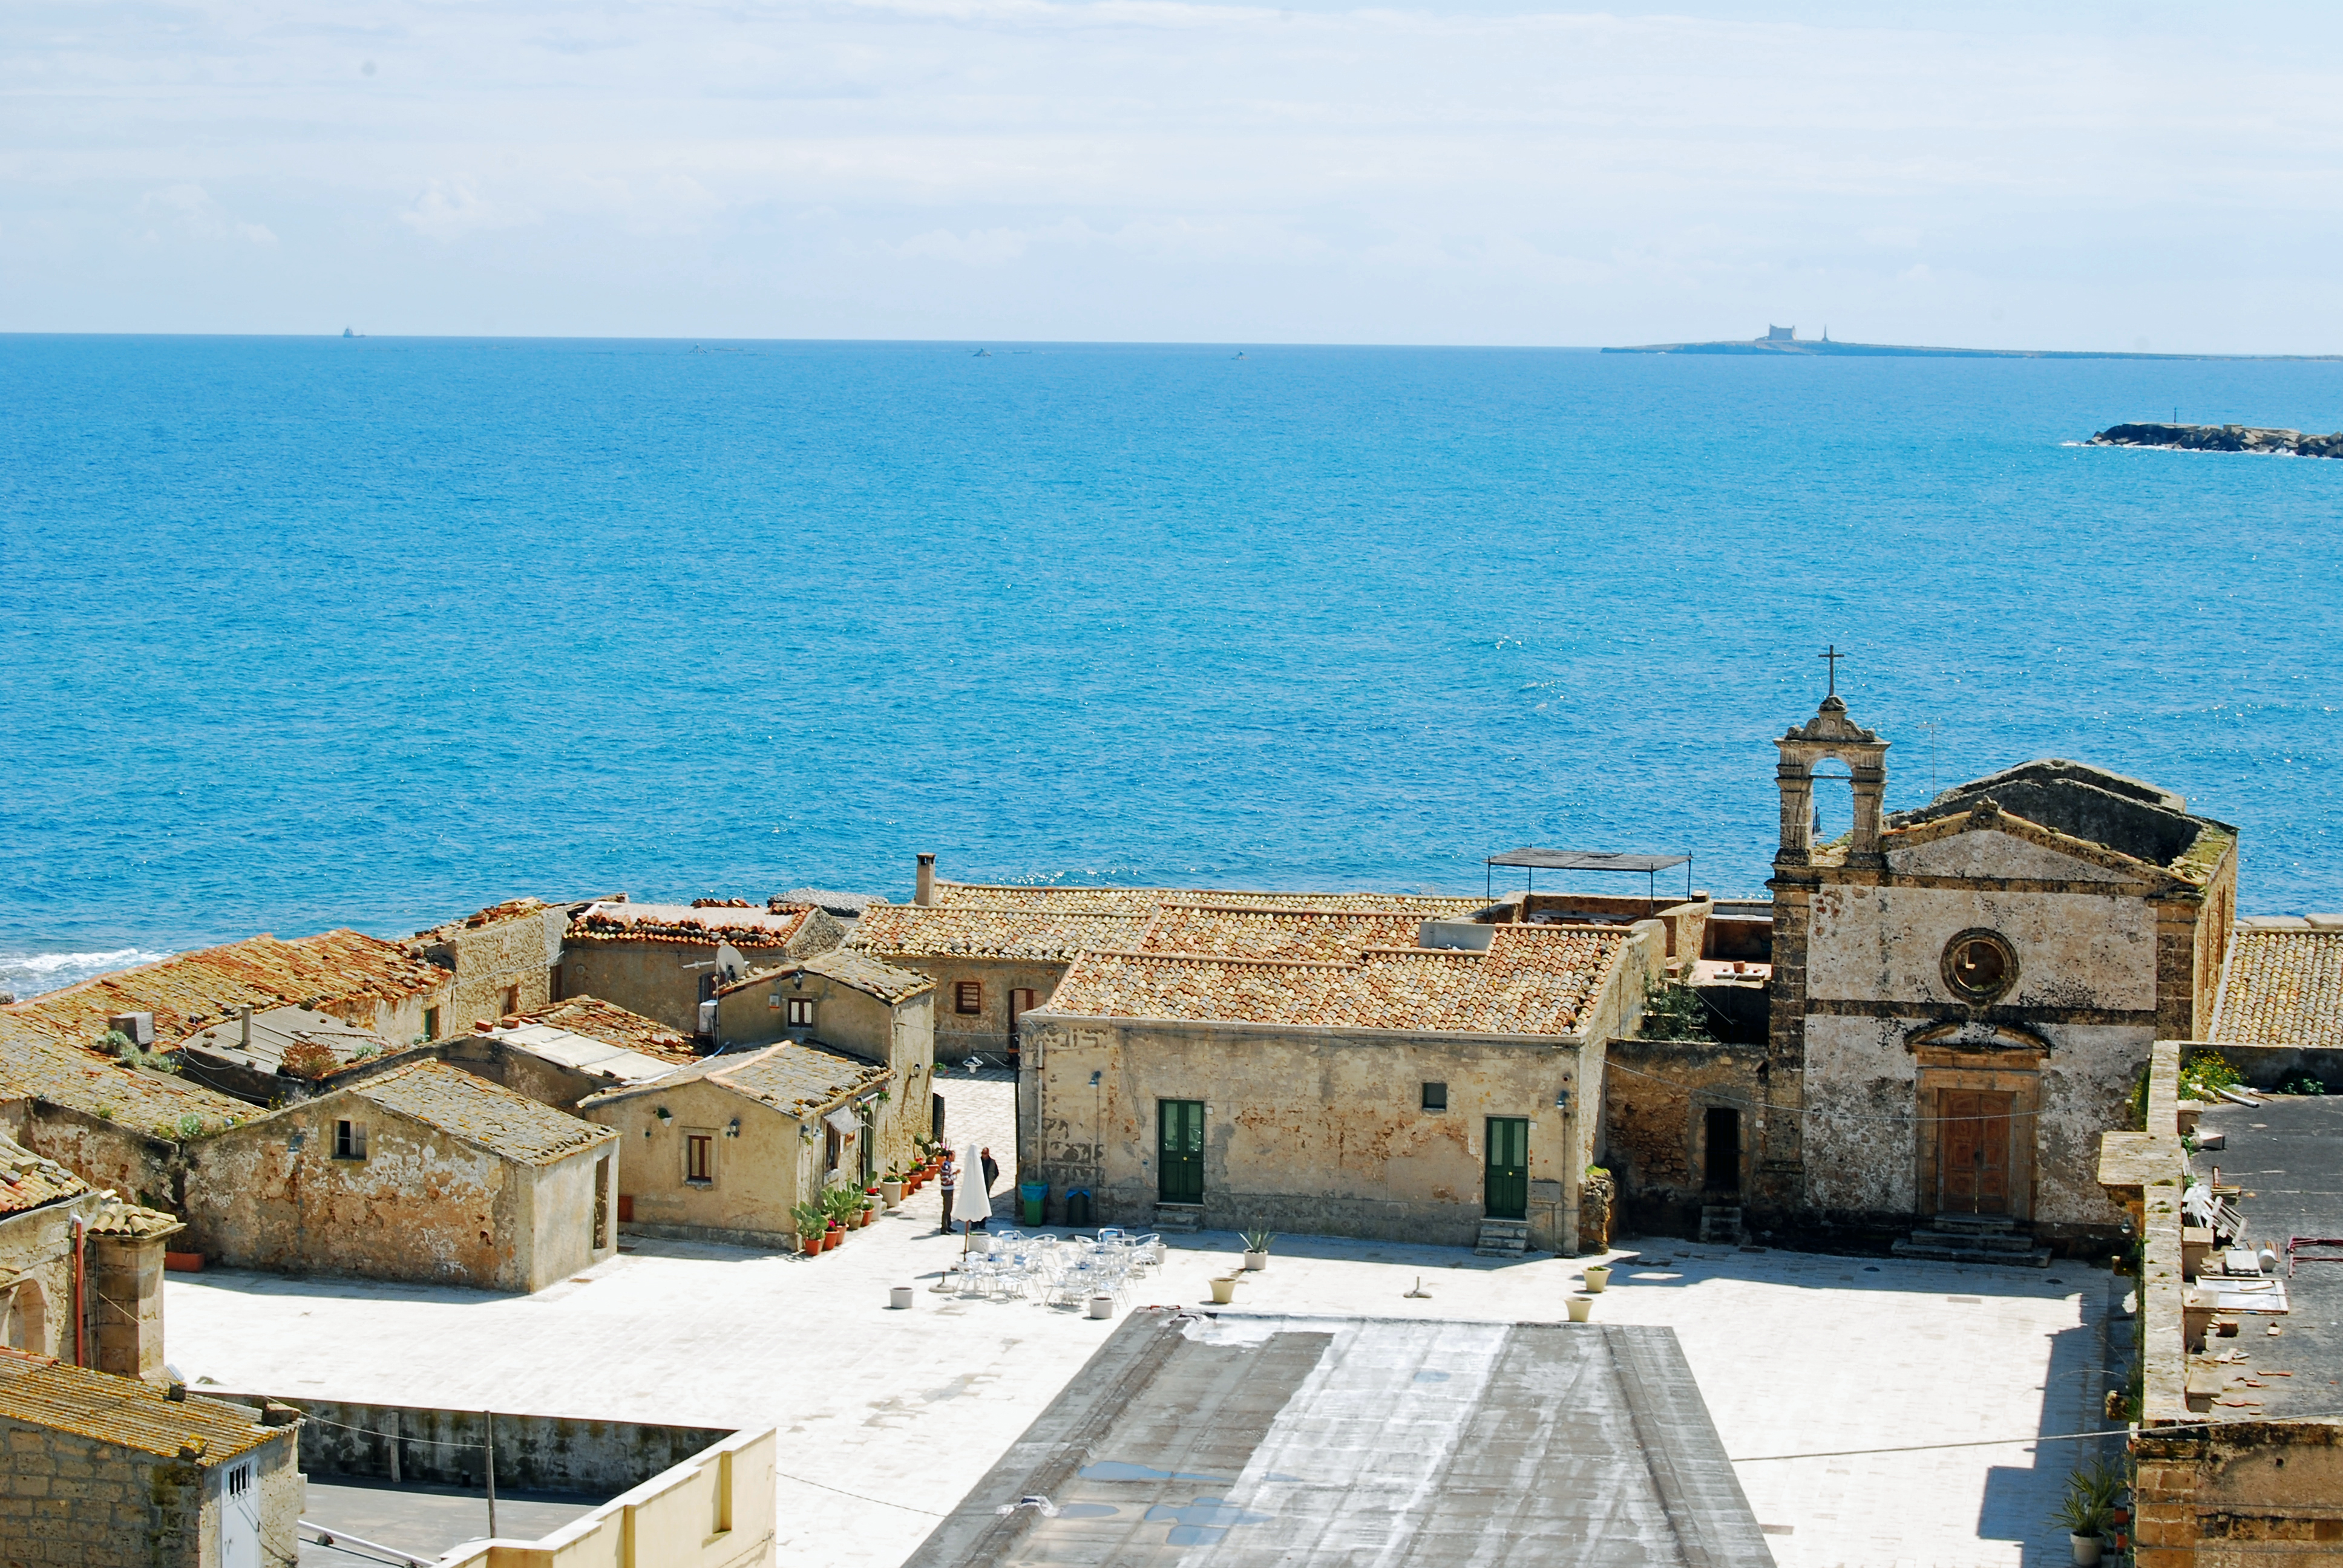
[19,1,2343,344]
[399,178,529,242]
[137,184,277,246]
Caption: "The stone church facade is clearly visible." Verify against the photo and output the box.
[1608,693,2236,1258]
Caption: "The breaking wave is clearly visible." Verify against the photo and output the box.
[0,948,174,1001]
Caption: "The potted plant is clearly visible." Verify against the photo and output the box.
[1582,1263,1612,1293]
[792,1202,827,1256]
[1566,1294,1593,1322]
[882,1169,905,1208]
[1208,1275,1237,1305]
[1241,1230,1273,1270]
[2051,1463,2114,1565]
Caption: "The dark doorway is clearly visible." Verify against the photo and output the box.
[1159,1099,1205,1204]
[1008,988,1038,1068]
[1703,1106,1742,1193]
[1484,1117,1529,1219]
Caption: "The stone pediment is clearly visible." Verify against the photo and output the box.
[1781,695,1881,746]
[1883,799,2166,887]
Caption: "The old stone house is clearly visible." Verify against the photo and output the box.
[441,995,702,1112]
[852,858,1490,1063]
[406,897,574,1036]
[710,949,936,1059]
[580,1042,894,1248]
[0,1040,251,1216]
[0,1132,181,1385]
[559,900,844,1036]
[180,1060,620,1292]
[1605,693,2238,1257]
[1021,903,1664,1253]
[0,1351,302,1568]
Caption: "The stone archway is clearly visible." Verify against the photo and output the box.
[4,1281,47,1354]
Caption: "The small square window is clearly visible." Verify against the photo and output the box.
[422,1007,441,1039]
[954,981,983,1016]
[786,996,815,1027]
[333,1119,367,1159]
[1421,1082,1448,1112]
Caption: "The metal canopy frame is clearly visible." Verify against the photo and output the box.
[1483,848,1694,907]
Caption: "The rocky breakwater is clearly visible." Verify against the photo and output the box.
[2089,421,2343,457]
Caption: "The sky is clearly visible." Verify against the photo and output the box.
[5,1,2343,348]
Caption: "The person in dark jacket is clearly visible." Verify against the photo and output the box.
[972,1146,1000,1230]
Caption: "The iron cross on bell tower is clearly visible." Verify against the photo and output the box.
[1818,643,1845,697]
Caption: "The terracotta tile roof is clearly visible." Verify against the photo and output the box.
[718,949,934,1005]
[0,1351,286,1462]
[87,1194,183,1240]
[932,881,1490,917]
[0,1038,252,1140]
[565,902,813,947]
[581,1041,887,1119]
[347,1061,615,1166]
[851,905,1152,962]
[0,1135,90,1218]
[1044,926,1628,1037]
[709,1043,890,1116]
[1136,906,1437,962]
[2213,929,2343,1047]
[411,898,551,938]
[0,931,450,1057]
[494,997,698,1065]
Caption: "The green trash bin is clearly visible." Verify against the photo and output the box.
[1019,1180,1047,1227]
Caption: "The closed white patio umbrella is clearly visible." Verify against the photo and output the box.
[952,1143,994,1230]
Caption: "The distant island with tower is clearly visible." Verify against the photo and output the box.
[1604,325,2341,361]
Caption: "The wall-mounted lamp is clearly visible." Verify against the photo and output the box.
[1555,1088,1571,1111]
[726,1117,742,1139]
[1089,1070,1102,1087]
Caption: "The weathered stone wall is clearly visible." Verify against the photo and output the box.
[0,1195,101,1362]
[221,1394,731,1494]
[0,1419,299,1568]
[1601,1037,1768,1239]
[412,904,567,1037]
[1023,1021,1586,1250]
[590,1083,819,1245]
[560,918,842,1036]
[0,1101,180,1214]
[180,1099,611,1291]
[90,1233,171,1382]
[904,956,1071,1062]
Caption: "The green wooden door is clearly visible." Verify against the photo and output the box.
[1159,1100,1205,1204]
[1485,1117,1529,1220]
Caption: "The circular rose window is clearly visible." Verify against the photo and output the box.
[1941,930,2017,1004]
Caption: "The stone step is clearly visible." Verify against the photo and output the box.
[1904,1228,2042,1253]
[1152,1204,1204,1233]
[1473,1219,1531,1256]
[1697,1205,1745,1245]
[1892,1238,2053,1268]
[1930,1213,2020,1234]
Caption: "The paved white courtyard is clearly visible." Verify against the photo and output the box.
[168,1076,2123,1567]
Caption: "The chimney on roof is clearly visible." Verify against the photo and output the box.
[916,853,937,907]
[238,1005,252,1050]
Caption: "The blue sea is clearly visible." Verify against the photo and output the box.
[4,336,2341,995]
